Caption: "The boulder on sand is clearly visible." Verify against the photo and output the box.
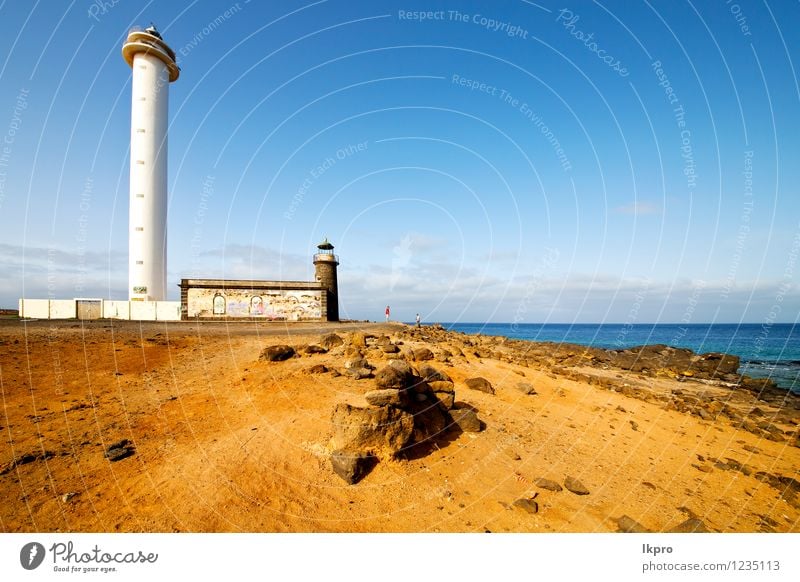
[259,345,295,362]
[465,377,494,395]
[331,403,414,458]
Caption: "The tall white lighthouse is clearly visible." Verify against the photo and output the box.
[122,25,179,301]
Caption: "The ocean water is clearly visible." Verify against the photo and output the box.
[443,323,800,394]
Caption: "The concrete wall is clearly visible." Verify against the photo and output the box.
[49,300,77,319]
[187,288,322,320]
[103,300,131,320]
[156,301,181,321]
[19,299,49,318]
[129,301,157,321]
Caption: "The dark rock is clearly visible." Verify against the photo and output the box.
[319,333,344,349]
[364,389,408,407]
[374,365,411,390]
[331,403,414,458]
[330,450,375,484]
[304,344,328,354]
[534,478,563,492]
[412,347,434,361]
[449,408,482,432]
[512,498,538,514]
[616,515,651,533]
[259,345,296,362]
[564,476,590,495]
[465,377,494,394]
[104,439,135,462]
[407,400,449,444]
[309,364,328,374]
[515,382,537,395]
[668,518,710,533]
[418,364,451,383]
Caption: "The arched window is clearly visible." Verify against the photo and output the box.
[213,294,226,315]
[250,296,264,315]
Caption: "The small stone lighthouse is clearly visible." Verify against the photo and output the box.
[313,238,339,321]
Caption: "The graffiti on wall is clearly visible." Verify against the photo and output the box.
[188,288,322,320]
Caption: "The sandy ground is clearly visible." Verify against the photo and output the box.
[1,319,798,533]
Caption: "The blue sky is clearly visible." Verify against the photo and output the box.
[0,0,798,323]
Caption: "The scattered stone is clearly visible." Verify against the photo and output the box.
[331,404,414,458]
[512,498,538,514]
[346,368,372,380]
[629,420,639,431]
[388,359,415,374]
[412,347,434,361]
[381,344,400,354]
[534,478,563,492]
[418,364,451,383]
[104,439,135,462]
[61,492,77,503]
[364,389,408,407]
[692,463,713,473]
[344,356,369,370]
[449,408,482,432]
[465,377,495,394]
[743,444,761,454]
[319,333,344,349]
[374,365,411,390]
[309,364,328,374]
[259,345,295,362]
[616,515,651,533]
[641,482,657,490]
[427,380,455,394]
[349,332,367,348]
[515,382,537,395]
[433,391,455,410]
[304,344,328,354]
[330,450,374,484]
[564,476,590,495]
[668,518,710,533]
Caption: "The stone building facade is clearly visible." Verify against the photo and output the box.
[179,239,340,321]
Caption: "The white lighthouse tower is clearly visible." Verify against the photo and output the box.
[122,25,179,301]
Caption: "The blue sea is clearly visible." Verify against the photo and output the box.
[443,323,800,394]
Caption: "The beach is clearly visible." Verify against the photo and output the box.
[1,319,798,533]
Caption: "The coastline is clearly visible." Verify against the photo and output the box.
[1,320,798,532]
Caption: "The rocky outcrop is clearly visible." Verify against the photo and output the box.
[330,404,414,458]
[330,359,484,483]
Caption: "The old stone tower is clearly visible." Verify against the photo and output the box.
[313,238,339,321]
